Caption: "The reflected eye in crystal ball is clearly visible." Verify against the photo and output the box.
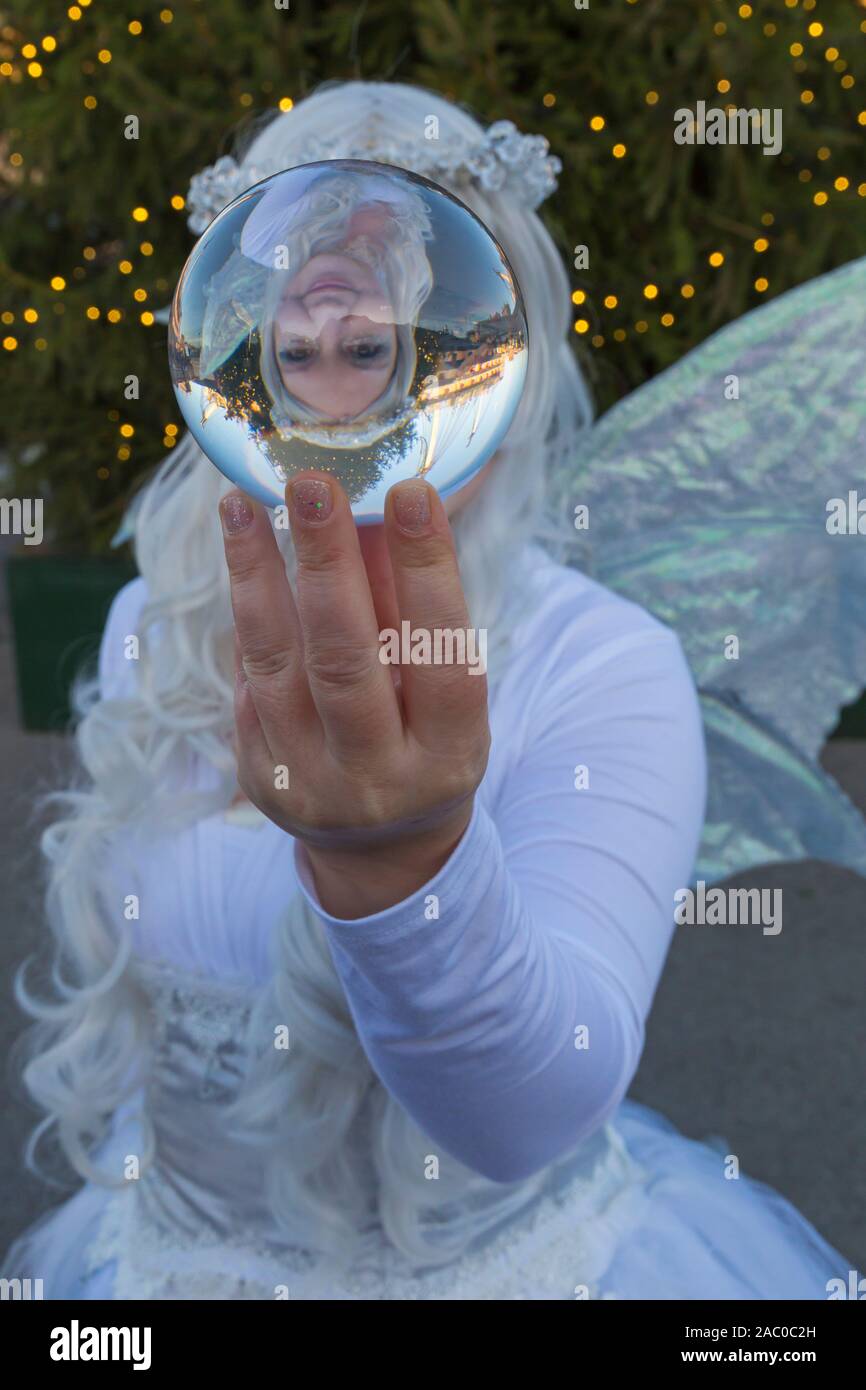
[168,160,529,523]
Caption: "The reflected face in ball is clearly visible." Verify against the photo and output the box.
[169,160,529,523]
[272,250,398,417]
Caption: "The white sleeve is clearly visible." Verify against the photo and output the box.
[98,577,148,701]
[293,605,707,1183]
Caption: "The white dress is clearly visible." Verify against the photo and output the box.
[3,548,853,1299]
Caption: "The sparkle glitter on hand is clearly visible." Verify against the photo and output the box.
[168,161,528,523]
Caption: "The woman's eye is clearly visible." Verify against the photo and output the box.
[345,339,387,362]
[279,343,315,365]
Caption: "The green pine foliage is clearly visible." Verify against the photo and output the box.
[1,0,864,552]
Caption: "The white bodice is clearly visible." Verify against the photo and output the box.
[83,956,642,1299]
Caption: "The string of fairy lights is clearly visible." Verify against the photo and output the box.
[1,0,865,476]
[0,4,298,472]
[567,0,866,349]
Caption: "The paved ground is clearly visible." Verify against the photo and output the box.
[0,550,863,1277]
[630,757,866,1272]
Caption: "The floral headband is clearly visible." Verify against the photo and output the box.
[185,118,562,234]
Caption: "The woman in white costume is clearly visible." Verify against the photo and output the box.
[4,81,865,1300]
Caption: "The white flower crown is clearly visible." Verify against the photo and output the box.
[186,119,561,235]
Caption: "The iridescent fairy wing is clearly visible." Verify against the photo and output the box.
[553,255,866,881]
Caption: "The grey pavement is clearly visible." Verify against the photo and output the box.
[631,742,865,1271]
[0,552,864,1275]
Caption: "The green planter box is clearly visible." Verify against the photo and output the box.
[831,693,866,740]
[6,554,137,732]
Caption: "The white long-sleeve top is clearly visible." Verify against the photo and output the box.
[99,545,706,1183]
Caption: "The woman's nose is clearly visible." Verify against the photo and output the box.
[306,298,355,334]
[306,313,349,355]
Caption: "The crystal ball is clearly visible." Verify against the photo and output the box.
[168,160,529,523]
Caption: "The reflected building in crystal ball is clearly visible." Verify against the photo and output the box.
[168,160,528,522]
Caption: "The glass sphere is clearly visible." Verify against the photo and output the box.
[168,160,529,522]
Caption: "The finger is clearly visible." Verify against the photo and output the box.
[219,489,316,745]
[384,479,489,752]
[357,523,401,637]
[231,632,274,787]
[286,471,403,757]
[357,523,403,697]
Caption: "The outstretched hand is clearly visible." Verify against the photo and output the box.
[219,472,490,918]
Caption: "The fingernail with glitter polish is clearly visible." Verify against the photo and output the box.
[392,482,431,534]
[290,477,333,522]
[221,493,254,535]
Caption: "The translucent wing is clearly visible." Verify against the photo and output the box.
[554,256,866,881]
